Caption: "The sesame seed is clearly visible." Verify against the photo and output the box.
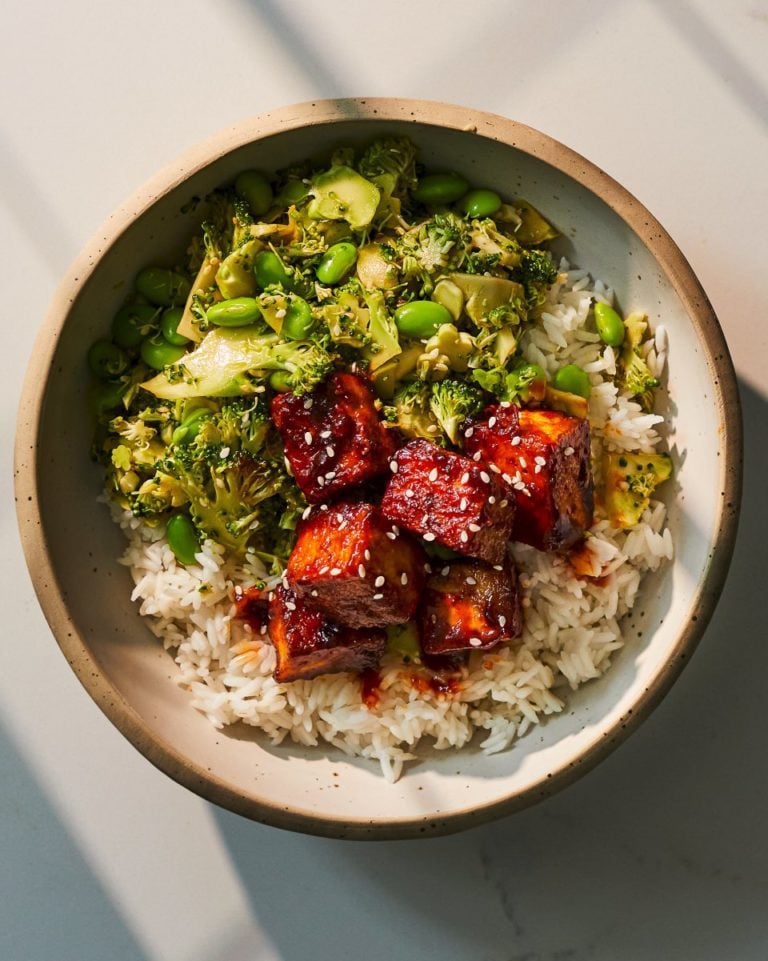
[303,398,313,410]
[424,563,432,574]
[460,531,469,543]
[511,436,522,446]
[267,591,274,601]
[330,568,341,576]
[490,463,501,473]
[336,513,344,522]
[220,447,230,458]
[460,497,468,511]
[401,572,408,585]
[304,431,313,445]
[421,513,429,526]
[500,499,509,508]
[519,457,527,468]
[319,430,331,439]
[373,593,384,600]
[535,456,546,466]
[364,549,371,561]
[285,601,296,611]
[480,471,490,483]
[488,495,496,504]
[393,525,400,536]
[534,465,542,474]
[386,532,397,540]
[469,637,483,647]
[564,446,575,456]
[500,401,511,408]
[260,624,268,635]
[325,471,336,480]
[320,504,328,511]
[441,566,450,576]
[488,416,497,428]
[461,472,470,484]
[524,489,532,497]
[429,467,438,482]
[374,576,385,587]
[390,460,398,473]
[465,426,474,438]
[493,564,504,571]
[319,566,329,575]
[317,475,325,486]
[502,472,513,484]
[302,506,312,520]
[423,532,436,542]
[405,489,414,498]
[325,446,334,458]
[358,564,366,578]
[468,523,481,532]
[472,451,482,461]
[498,615,506,628]
[466,576,476,585]
[311,590,318,597]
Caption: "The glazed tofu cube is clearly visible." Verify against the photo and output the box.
[268,585,386,682]
[418,560,522,656]
[270,371,396,503]
[380,439,515,565]
[463,404,593,552]
[287,501,427,628]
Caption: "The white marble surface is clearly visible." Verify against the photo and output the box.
[2,2,766,959]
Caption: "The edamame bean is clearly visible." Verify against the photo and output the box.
[171,408,211,446]
[459,188,502,218]
[112,303,158,349]
[281,296,315,340]
[268,370,293,392]
[87,339,128,379]
[135,267,191,307]
[140,333,188,371]
[277,179,310,206]
[553,363,591,398]
[235,170,273,216]
[594,302,625,347]
[160,307,190,346]
[88,379,127,415]
[253,251,293,291]
[394,300,453,339]
[412,172,469,206]
[316,242,358,285]
[206,297,262,327]
[166,513,200,566]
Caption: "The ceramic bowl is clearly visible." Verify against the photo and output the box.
[15,99,741,838]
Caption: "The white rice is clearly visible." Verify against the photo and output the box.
[114,262,673,782]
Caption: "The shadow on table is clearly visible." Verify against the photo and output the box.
[212,380,765,961]
[0,726,148,961]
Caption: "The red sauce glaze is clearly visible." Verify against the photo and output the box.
[360,669,381,709]
[270,371,397,503]
[234,586,269,634]
[409,672,463,698]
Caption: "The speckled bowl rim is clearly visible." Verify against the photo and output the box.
[15,98,742,839]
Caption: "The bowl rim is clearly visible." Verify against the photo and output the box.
[14,97,743,839]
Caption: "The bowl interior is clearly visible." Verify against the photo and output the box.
[19,105,736,837]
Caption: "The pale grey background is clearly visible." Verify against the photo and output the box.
[2,2,766,960]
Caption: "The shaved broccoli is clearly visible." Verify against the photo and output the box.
[617,313,660,411]
[428,378,485,444]
[472,361,547,404]
[383,381,440,441]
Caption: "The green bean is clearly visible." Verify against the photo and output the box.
[171,408,211,446]
[87,339,128,379]
[88,379,127,415]
[160,307,189,346]
[281,296,315,340]
[316,242,358,285]
[135,267,191,307]
[553,363,591,398]
[459,188,502,218]
[235,170,273,216]
[140,333,187,371]
[268,370,293,392]
[253,251,293,291]
[166,513,200,566]
[206,297,262,327]
[412,172,469,206]
[394,300,453,339]
[112,303,159,349]
[594,302,625,347]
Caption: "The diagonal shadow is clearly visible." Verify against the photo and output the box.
[0,724,149,961]
[649,0,768,132]
[212,381,764,961]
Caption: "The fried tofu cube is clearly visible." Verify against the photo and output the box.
[379,439,515,565]
[418,560,522,656]
[270,371,396,503]
[463,404,593,552]
[268,585,386,682]
[287,501,427,628]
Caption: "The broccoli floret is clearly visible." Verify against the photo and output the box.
[428,378,485,444]
[357,138,418,198]
[383,381,440,441]
[617,313,660,411]
[517,249,558,309]
[472,361,547,404]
